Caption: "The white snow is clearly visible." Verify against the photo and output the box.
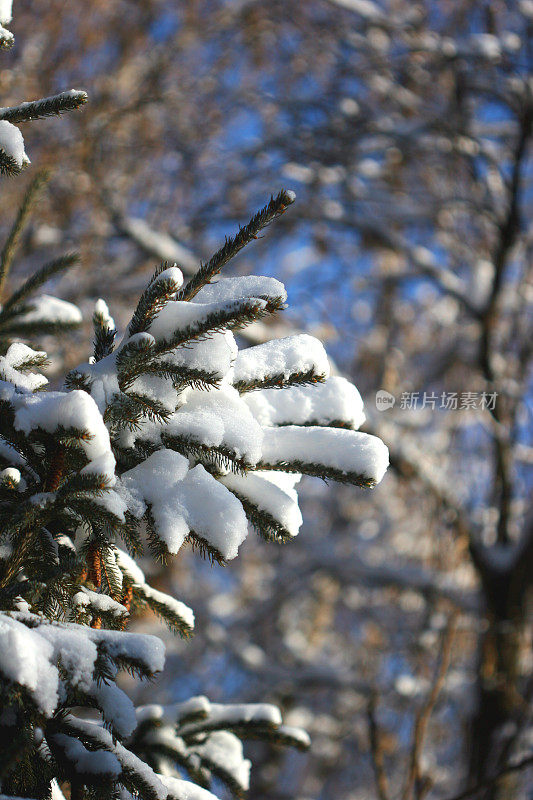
[0,121,26,168]
[152,266,184,291]
[180,702,283,736]
[9,611,165,681]
[157,775,219,800]
[120,449,248,559]
[15,295,82,325]
[193,275,287,307]
[162,385,263,467]
[234,334,330,387]
[0,1,13,25]
[13,389,116,481]
[95,298,115,331]
[260,426,389,484]
[115,546,146,586]
[220,471,302,537]
[0,467,23,488]
[89,678,137,738]
[0,614,58,715]
[58,717,168,796]
[85,625,165,674]
[244,376,365,429]
[190,731,251,792]
[276,725,311,748]
[147,298,265,344]
[51,733,121,777]
[0,343,48,392]
[137,583,195,632]
[329,0,382,20]
[72,587,128,618]
[136,696,210,726]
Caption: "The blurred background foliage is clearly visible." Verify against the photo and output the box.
[1,1,532,798]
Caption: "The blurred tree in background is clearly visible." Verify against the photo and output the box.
[2,1,532,798]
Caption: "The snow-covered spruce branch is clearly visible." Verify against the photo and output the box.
[0,3,87,176]
[177,189,295,302]
[0,87,388,800]
[0,90,88,125]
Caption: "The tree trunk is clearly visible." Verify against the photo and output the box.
[468,532,533,799]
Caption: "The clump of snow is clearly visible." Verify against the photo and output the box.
[244,376,365,429]
[0,466,24,489]
[162,385,263,467]
[120,449,248,559]
[0,120,27,168]
[261,426,389,484]
[0,1,13,25]
[152,265,184,291]
[158,775,218,800]
[180,702,282,736]
[0,614,58,715]
[190,731,251,793]
[51,733,122,777]
[193,275,287,307]
[16,295,82,326]
[234,334,330,387]
[115,546,146,586]
[136,696,210,727]
[221,471,302,537]
[13,389,116,480]
[95,298,115,331]
[147,298,264,344]
[72,587,128,618]
[0,343,48,392]
[89,678,137,738]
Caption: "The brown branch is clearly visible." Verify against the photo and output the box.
[478,101,532,544]
[366,689,393,800]
[401,612,458,800]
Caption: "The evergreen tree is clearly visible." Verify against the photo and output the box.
[0,5,388,799]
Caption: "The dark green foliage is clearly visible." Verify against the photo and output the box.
[258,458,377,488]
[234,366,327,394]
[0,90,88,124]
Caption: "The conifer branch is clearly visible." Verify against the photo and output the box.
[161,433,254,475]
[0,149,22,176]
[0,252,80,319]
[93,304,116,362]
[177,189,296,301]
[234,366,327,394]
[0,26,14,50]
[128,263,182,337]
[0,170,49,295]
[0,91,88,124]
[185,532,226,566]
[258,459,377,487]
[232,492,294,544]
[152,298,269,355]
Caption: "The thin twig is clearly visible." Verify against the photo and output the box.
[401,611,458,800]
[367,689,393,800]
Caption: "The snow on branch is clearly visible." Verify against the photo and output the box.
[177,189,295,302]
[0,185,388,799]
[0,90,88,124]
